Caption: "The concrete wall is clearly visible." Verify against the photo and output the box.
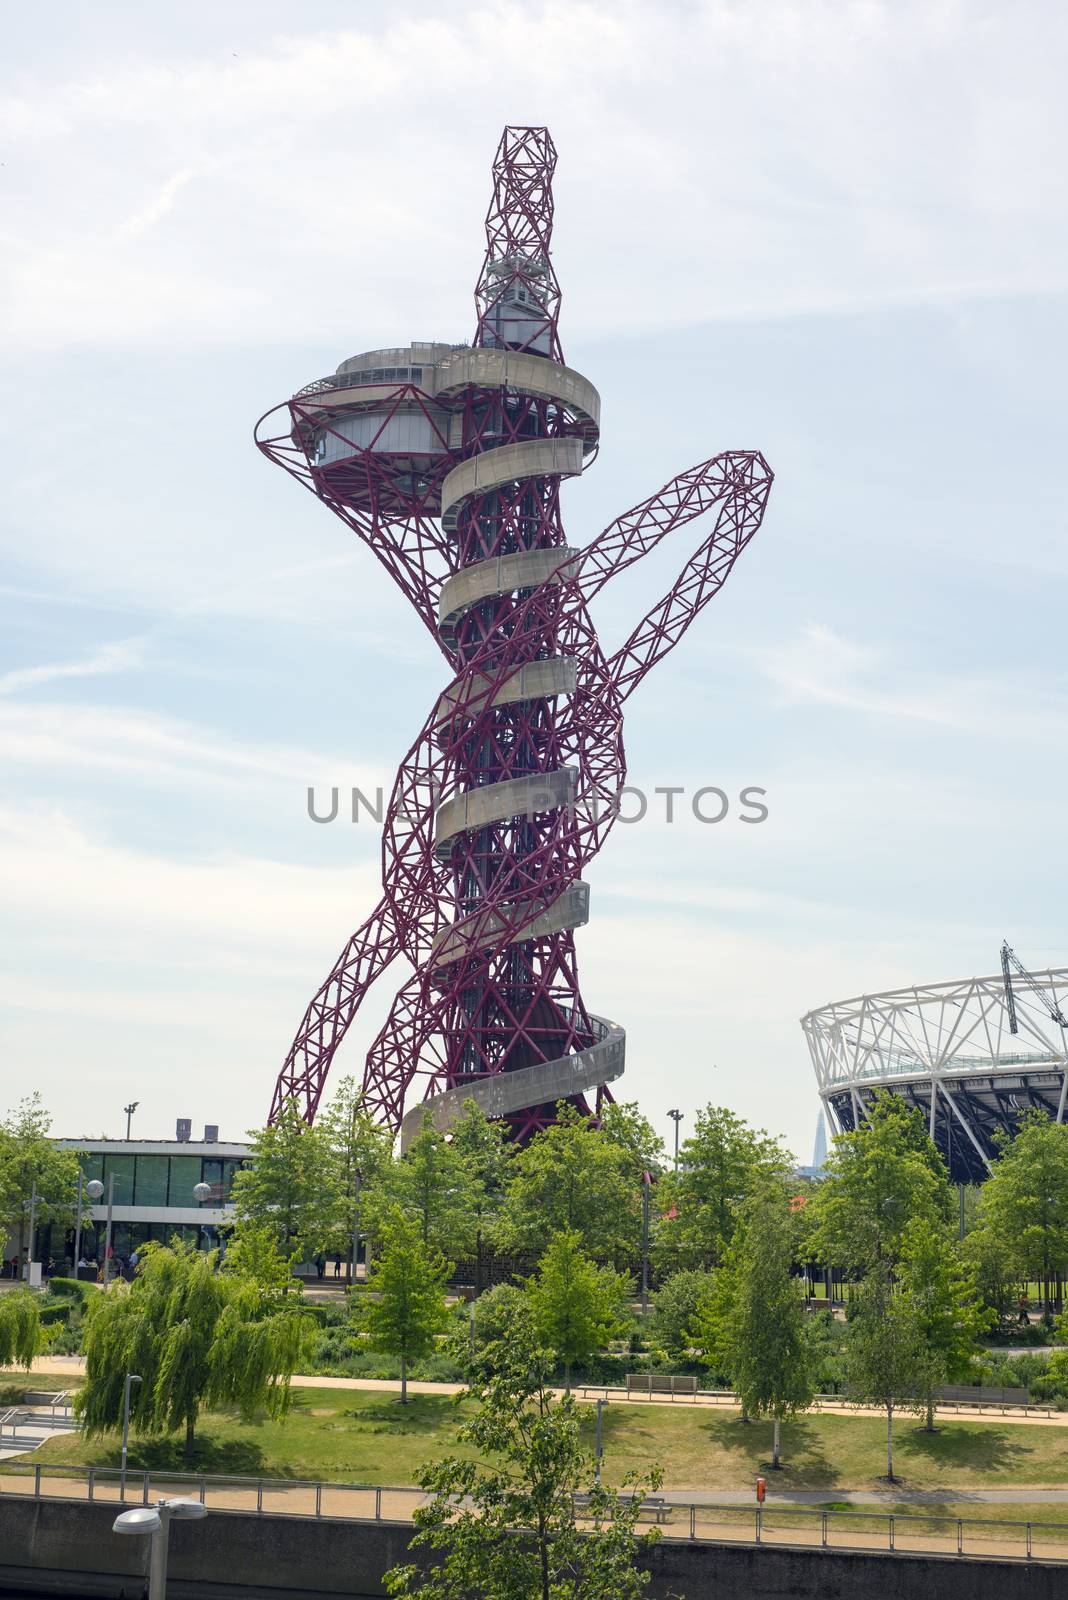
[2,1498,1065,1600]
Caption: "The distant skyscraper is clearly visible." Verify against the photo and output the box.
[812,1109,828,1172]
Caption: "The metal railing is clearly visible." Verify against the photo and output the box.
[3,1463,1068,1562]
[573,1382,1061,1419]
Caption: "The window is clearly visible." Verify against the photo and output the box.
[102,1154,135,1205]
[134,1155,169,1206]
[167,1156,202,1207]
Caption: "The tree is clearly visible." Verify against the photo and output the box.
[649,1268,717,1361]
[726,1185,813,1467]
[686,1258,737,1390]
[76,1241,312,1456]
[0,1095,83,1267]
[525,1231,630,1391]
[844,1270,925,1481]
[653,1105,791,1270]
[494,1106,639,1265]
[0,1289,43,1368]
[316,1076,393,1278]
[962,1223,1017,1329]
[979,1113,1068,1323]
[448,1102,513,1292]
[362,1210,450,1403]
[810,1091,953,1274]
[598,1102,665,1176]
[229,1098,334,1269]
[220,1223,297,1300]
[367,1112,477,1262]
[898,1218,992,1429]
[385,1300,660,1600]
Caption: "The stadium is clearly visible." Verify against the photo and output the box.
[802,959,1068,1182]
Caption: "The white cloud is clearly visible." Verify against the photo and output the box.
[0,636,146,696]
[0,699,389,794]
[1,2,1065,351]
[763,622,1068,739]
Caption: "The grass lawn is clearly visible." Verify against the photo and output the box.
[17,1386,1068,1493]
[0,1370,76,1405]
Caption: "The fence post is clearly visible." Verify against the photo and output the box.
[315,1481,322,1518]
[257,1479,263,1513]
[755,1507,762,1544]
[957,1519,963,1555]
[34,1464,41,1499]
[198,1474,206,1505]
[821,1511,828,1547]
[1027,1523,1032,1560]
[142,1471,149,1506]
[88,1468,95,1502]
[889,1515,894,1552]
[375,1487,382,1521]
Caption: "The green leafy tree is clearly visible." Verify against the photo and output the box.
[525,1231,630,1391]
[220,1223,297,1300]
[727,1185,813,1467]
[898,1218,992,1429]
[810,1091,953,1274]
[962,1223,1018,1329]
[0,1095,83,1267]
[76,1241,312,1456]
[367,1112,477,1261]
[448,1103,513,1292]
[979,1113,1068,1323]
[649,1268,717,1361]
[229,1098,334,1268]
[363,1210,451,1402]
[385,1299,661,1600]
[598,1102,665,1176]
[495,1106,639,1265]
[687,1257,737,1389]
[654,1105,791,1270]
[844,1270,925,1481]
[316,1076,393,1277]
[0,1289,44,1368]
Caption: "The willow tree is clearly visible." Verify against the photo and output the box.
[0,1289,43,1368]
[76,1241,313,1457]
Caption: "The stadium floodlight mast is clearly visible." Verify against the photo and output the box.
[113,1497,207,1598]
[668,1109,684,1170]
[123,1101,140,1140]
[256,125,773,1146]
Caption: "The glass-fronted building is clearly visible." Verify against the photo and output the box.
[38,1137,251,1271]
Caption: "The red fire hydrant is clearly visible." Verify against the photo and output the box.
[756,1477,766,1504]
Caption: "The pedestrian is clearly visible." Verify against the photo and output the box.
[315,1253,326,1281]
[333,1252,342,1279]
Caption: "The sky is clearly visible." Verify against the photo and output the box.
[2,0,1066,1162]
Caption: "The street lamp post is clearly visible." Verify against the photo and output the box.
[86,1175,115,1287]
[124,1101,140,1140]
[73,1172,86,1280]
[113,1498,207,1598]
[595,1399,608,1485]
[23,1182,38,1283]
[668,1109,683,1171]
[640,1174,651,1315]
[120,1374,142,1501]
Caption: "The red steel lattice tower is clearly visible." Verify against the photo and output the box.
[256,127,773,1147]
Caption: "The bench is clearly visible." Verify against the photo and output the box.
[625,1374,699,1399]
[935,1384,1030,1406]
[574,1491,670,1523]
